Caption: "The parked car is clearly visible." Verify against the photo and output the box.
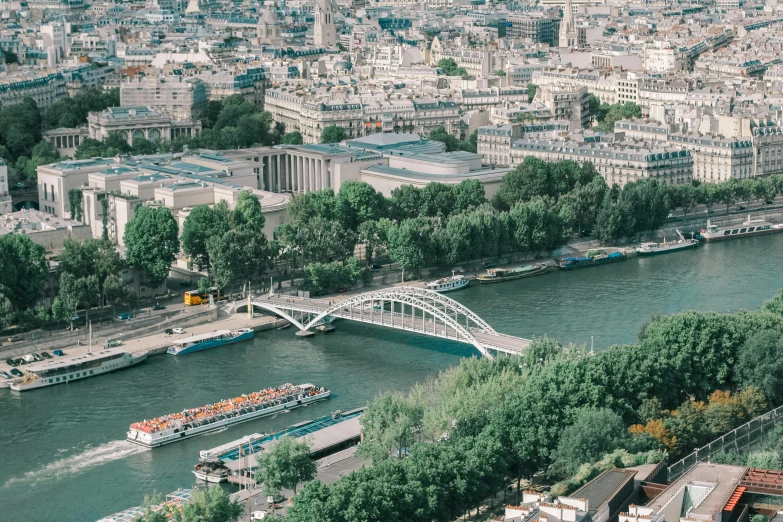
[371,264,383,271]
[482,261,497,269]
[31,353,43,362]
[105,340,123,348]
[667,213,677,219]
[0,370,12,379]
[71,313,80,321]
[22,354,36,363]
[5,358,17,367]
[16,358,27,365]
[118,313,134,320]
[164,328,174,335]
[738,205,746,210]
[172,327,185,334]
[152,302,166,310]
[40,352,52,359]
[7,335,23,342]
[53,349,65,357]
[765,199,774,205]
[10,368,23,377]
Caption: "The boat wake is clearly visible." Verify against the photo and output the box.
[4,440,148,487]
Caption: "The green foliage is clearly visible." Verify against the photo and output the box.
[428,126,476,153]
[321,125,346,144]
[527,83,538,103]
[595,180,671,243]
[68,188,83,222]
[255,436,317,495]
[549,408,629,478]
[0,233,48,311]
[197,277,211,295]
[338,181,386,228]
[736,328,783,405]
[172,486,242,522]
[44,88,119,129]
[437,58,468,76]
[283,131,304,144]
[181,202,231,271]
[596,102,642,132]
[302,257,360,294]
[0,97,42,164]
[123,206,180,289]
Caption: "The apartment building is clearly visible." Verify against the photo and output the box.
[120,76,207,120]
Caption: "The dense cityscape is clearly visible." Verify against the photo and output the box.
[1,0,783,520]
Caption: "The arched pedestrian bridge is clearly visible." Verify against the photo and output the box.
[249,286,531,358]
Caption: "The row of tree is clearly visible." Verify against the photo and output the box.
[280,290,783,522]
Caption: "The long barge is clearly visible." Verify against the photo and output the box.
[127,383,330,448]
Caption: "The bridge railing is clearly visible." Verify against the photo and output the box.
[667,404,783,482]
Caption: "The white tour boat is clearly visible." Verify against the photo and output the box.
[10,348,148,391]
[700,215,783,242]
[426,272,469,293]
[127,383,330,448]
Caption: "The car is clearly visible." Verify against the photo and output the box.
[0,370,12,379]
[7,335,23,342]
[118,313,134,320]
[765,199,774,205]
[179,281,190,287]
[16,358,27,365]
[5,358,17,367]
[164,328,174,335]
[152,302,166,310]
[22,354,37,363]
[53,349,65,356]
[10,368,23,377]
[266,495,285,505]
[40,352,52,359]
[667,213,677,219]
[30,353,43,362]
[172,327,185,334]
[371,264,383,271]
[105,340,123,348]
[482,261,497,269]
[336,287,348,293]
[71,313,80,321]
[738,205,746,210]
[14,182,25,189]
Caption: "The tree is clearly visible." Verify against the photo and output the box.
[494,69,506,77]
[736,328,783,405]
[321,125,346,144]
[527,83,538,102]
[283,131,304,145]
[588,94,601,124]
[358,219,388,266]
[390,185,422,221]
[597,102,642,133]
[548,408,628,478]
[255,436,317,495]
[437,58,467,76]
[51,296,74,331]
[181,202,231,272]
[100,197,109,240]
[0,293,14,330]
[0,234,48,312]
[338,180,385,229]
[386,218,435,276]
[428,126,460,152]
[124,206,180,289]
[233,190,266,230]
[359,391,423,463]
[453,179,485,213]
[173,486,242,522]
[103,274,127,321]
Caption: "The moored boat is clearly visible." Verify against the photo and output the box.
[476,263,548,283]
[700,215,783,242]
[558,250,626,270]
[10,349,148,391]
[637,231,699,256]
[127,383,330,448]
[426,272,469,293]
[193,460,230,483]
[167,328,254,355]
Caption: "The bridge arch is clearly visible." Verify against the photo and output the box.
[251,287,501,358]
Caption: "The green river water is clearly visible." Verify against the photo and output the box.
[2,234,783,521]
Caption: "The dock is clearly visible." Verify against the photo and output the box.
[196,408,364,484]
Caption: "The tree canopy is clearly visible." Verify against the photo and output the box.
[124,206,180,289]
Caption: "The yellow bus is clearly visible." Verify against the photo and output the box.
[184,287,220,306]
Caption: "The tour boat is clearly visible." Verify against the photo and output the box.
[127,383,331,448]
[426,272,469,293]
[558,251,626,270]
[700,215,783,242]
[637,231,699,256]
[476,263,548,283]
[167,328,254,355]
[10,349,148,391]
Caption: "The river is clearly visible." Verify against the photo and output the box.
[2,234,783,521]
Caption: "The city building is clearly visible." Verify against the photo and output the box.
[87,106,202,145]
[120,76,207,120]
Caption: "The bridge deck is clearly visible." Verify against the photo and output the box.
[252,293,530,356]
